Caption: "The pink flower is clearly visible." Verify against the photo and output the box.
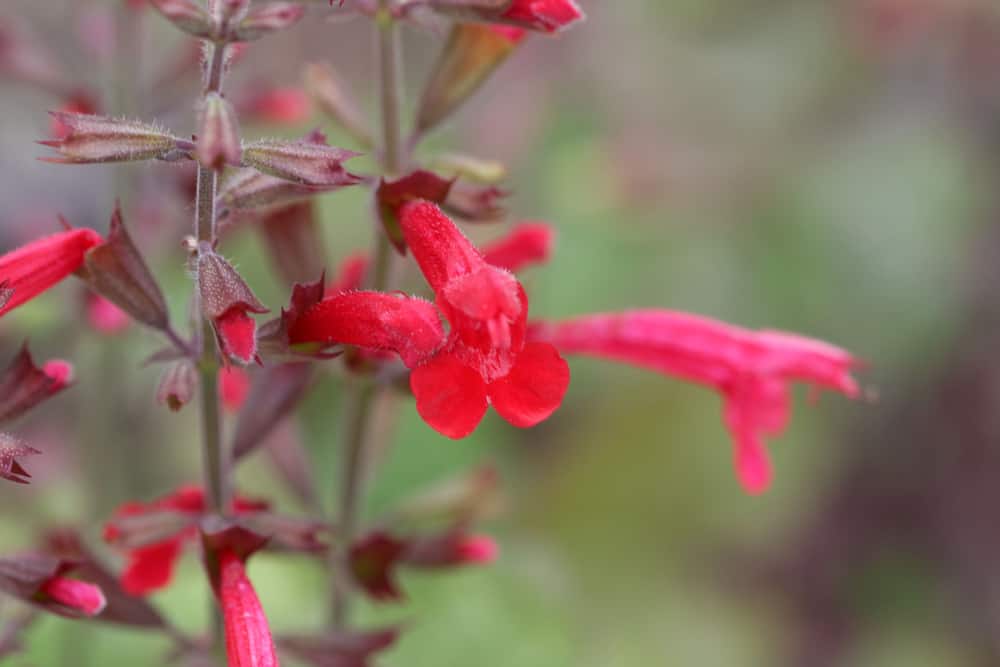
[0,227,103,318]
[104,486,267,595]
[86,293,131,334]
[529,311,860,494]
[218,550,279,667]
[39,576,107,617]
[289,202,569,439]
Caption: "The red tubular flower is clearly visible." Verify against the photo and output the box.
[481,223,554,273]
[104,486,267,595]
[401,201,569,438]
[502,0,583,32]
[290,291,445,369]
[39,576,107,617]
[0,227,103,318]
[528,312,860,494]
[218,550,279,667]
[197,244,270,364]
[219,366,251,413]
[289,202,569,438]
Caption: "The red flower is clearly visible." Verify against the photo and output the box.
[39,576,107,617]
[481,223,554,273]
[501,0,585,33]
[528,312,860,494]
[240,86,311,125]
[218,550,279,667]
[289,202,569,438]
[0,227,103,318]
[219,366,251,412]
[104,486,267,595]
[401,201,569,438]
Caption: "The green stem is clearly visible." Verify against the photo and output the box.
[194,40,229,654]
[329,1,405,629]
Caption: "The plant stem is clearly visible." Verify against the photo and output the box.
[195,41,229,515]
[194,40,229,654]
[329,1,405,629]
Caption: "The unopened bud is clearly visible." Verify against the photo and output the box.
[233,2,306,41]
[376,170,454,253]
[156,361,198,412]
[429,153,507,184]
[415,23,525,135]
[442,182,508,222]
[197,245,269,364]
[218,169,346,212]
[197,93,241,170]
[39,113,181,164]
[242,138,361,186]
[147,0,214,38]
[209,0,251,25]
[303,62,373,148]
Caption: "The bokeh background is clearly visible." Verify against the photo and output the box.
[2,0,1000,665]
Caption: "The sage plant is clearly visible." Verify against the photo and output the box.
[0,0,862,664]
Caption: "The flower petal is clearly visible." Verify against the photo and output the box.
[216,307,259,365]
[488,342,569,428]
[120,538,185,596]
[410,353,489,439]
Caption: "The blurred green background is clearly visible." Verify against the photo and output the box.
[2,0,1000,665]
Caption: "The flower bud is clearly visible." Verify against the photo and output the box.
[402,532,498,568]
[218,168,353,212]
[0,553,106,618]
[0,434,39,485]
[376,170,455,253]
[209,0,251,26]
[0,345,74,426]
[197,245,269,364]
[156,361,198,412]
[197,93,241,170]
[442,182,508,222]
[233,2,306,41]
[416,23,525,134]
[430,152,508,184]
[38,577,107,617]
[303,62,373,148]
[241,137,361,186]
[80,204,170,330]
[424,0,584,33]
[147,0,214,38]
[39,112,181,164]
